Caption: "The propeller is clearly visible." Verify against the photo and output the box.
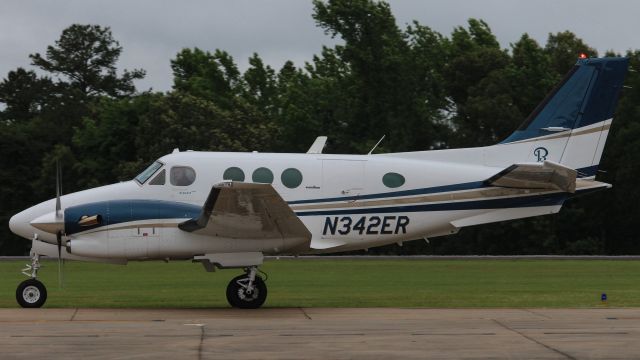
[55,160,64,289]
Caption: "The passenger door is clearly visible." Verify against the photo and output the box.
[322,159,366,199]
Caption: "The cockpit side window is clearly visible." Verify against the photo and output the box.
[148,169,166,185]
[134,161,163,184]
[170,166,196,186]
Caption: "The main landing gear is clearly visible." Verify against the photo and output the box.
[16,253,47,308]
[226,266,267,309]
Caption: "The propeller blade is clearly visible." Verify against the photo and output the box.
[55,160,61,219]
[57,230,63,288]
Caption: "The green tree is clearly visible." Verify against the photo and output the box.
[30,24,145,98]
[71,94,162,188]
[0,24,144,255]
[442,19,512,146]
[243,53,277,113]
[311,0,448,153]
[171,48,242,109]
[0,68,55,123]
[545,31,597,75]
[508,34,558,114]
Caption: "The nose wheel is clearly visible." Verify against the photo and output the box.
[16,252,47,308]
[16,279,47,308]
[226,266,267,309]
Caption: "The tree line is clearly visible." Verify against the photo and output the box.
[1,0,639,255]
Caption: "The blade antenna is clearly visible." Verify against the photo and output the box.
[367,135,386,155]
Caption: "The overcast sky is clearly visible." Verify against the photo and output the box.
[1,0,638,92]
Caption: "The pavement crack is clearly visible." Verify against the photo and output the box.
[70,308,79,321]
[299,307,312,320]
[522,309,552,319]
[197,325,205,360]
[493,319,576,360]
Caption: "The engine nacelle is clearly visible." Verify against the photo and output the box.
[66,234,148,259]
[66,237,108,258]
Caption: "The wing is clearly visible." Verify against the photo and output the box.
[179,181,311,245]
[485,160,577,193]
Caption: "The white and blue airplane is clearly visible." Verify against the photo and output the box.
[9,57,629,308]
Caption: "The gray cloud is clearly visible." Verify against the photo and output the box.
[1,0,637,92]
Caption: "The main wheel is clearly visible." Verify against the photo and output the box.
[16,279,47,308]
[226,274,267,309]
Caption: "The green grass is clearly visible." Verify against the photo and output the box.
[1,259,639,308]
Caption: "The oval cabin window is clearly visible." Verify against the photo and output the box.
[252,167,274,184]
[170,166,196,186]
[281,168,303,188]
[223,167,245,182]
[382,172,405,188]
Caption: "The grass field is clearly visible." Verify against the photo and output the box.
[1,259,639,308]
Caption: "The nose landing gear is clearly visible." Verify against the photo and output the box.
[226,266,267,309]
[16,252,47,308]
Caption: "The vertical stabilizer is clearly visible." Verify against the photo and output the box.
[500,57,629,176]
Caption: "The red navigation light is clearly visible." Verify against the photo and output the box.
[579,53,588,59]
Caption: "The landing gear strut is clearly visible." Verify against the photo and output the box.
[16,252,47,308]
[226,266,267,309]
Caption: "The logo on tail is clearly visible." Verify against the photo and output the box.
[534,147,548,162]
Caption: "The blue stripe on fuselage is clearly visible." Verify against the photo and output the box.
[295,192,567,217]
[64,200,201,235]
[293,184,606,217]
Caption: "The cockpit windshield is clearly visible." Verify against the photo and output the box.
[134,161,163,184]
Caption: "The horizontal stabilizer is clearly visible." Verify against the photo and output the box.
[485,161,577,193]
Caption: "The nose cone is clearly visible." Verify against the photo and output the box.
[30,211,64,234]
[9,209,34,240]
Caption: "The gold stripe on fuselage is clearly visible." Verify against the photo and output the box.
[290,179,606,212]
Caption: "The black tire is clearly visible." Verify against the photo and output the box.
[16,279,47,308]
[226,274,267,309]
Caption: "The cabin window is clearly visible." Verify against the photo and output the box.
[149,169,166,185]
[382,172,405,188]
[134,161,163,184]
[281,168,303,188]
[252,167,274,184]
[223,167,245,182]
[170,166,196,186]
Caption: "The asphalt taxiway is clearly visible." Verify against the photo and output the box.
[1,308,639,359]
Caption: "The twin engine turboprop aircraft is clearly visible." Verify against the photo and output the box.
[9,57,629,308]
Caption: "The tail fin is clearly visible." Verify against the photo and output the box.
[501,57,629,177]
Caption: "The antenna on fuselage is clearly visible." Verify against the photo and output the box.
[367,135,386,155]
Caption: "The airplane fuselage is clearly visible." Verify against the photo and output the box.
[10,150,604,260]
